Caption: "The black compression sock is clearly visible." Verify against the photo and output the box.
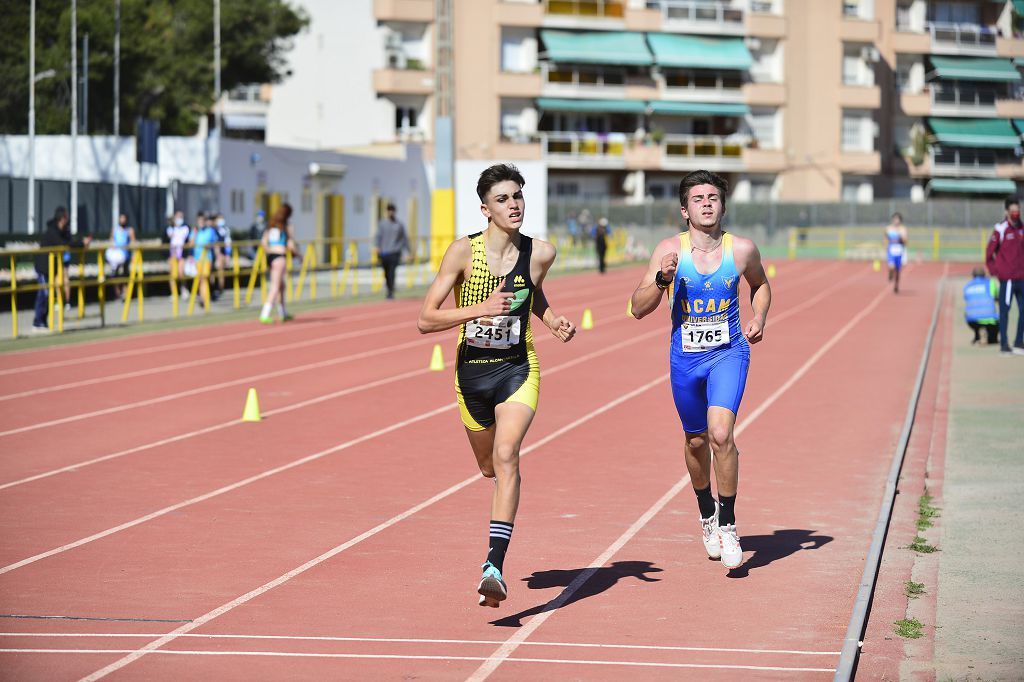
[694,485,717,519]
[719,494,736,526]
[487,521,514,573]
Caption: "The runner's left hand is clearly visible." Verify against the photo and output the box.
[548,315,576,343]
[744,318,764,344]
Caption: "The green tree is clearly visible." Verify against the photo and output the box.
[0,0,308,136]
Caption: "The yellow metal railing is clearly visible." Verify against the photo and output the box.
[786,226,990,262]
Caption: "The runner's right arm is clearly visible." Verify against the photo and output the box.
[630,236,678,319]
[417,239,513,334]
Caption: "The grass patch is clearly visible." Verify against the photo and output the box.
[894,617,925,639]
[905,580,926,598]
[907,535,939,553]
[917,493,941,531]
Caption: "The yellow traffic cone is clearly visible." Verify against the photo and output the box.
[872,259,881,272]
[766,264,777,278]
[581,308,594,330]
[242,388,262,422]
[429,343,446,371]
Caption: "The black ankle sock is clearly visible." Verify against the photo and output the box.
[694,485,717,519]
[487,520,514,573]
[719,494,736,526]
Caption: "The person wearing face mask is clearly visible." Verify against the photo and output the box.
[986,197,1024,355]
[417,163,576,609]
[213,212,232,296]
[166,210,192,299]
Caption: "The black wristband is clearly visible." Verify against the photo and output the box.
[654,271,670,290]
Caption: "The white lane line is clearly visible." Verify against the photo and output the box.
[466,281,897,681]
[76,374,668,682]
[0,274,628,375]
[0,633,840,655]
[76,269,873,681]
[0,288,637,436]
[0,292,644,489]
[0,332,665,574]
[6,649,836,672]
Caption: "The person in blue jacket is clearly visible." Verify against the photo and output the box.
[964,267,999,345]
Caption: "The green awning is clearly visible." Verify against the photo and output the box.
[646,34,753,70]
[540,30,653,66]
[1014,119,1024,135]
[930,178,1017,194]
[1014,0,1024,15]
[536,98,647,114]
[927,118,1021,148]
[648,101,750,116]
[929,56,1021,82]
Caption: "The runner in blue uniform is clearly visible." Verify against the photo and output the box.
[418,163,576,608]
[630,170,771,571]
[885,212,908,294]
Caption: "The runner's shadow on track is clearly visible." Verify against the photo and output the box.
[489,560,662,628]
[726,529,832,579]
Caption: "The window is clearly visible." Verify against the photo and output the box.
[501,27,536,73]
[395,106,418,132]
[842,45,874,86]
[746,108,779,149]
[843,1,859,17]
[749,178,775,202]
[932,1,978,25]
[841,111,872,151]
[842,176,873,203]
[748,39,782,84]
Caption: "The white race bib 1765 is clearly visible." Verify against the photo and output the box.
[466,316,521,349]
[679,318,730,353]
[887,243,905,258]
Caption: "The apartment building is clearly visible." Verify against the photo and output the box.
[371,0,1024,204]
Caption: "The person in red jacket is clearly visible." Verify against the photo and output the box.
[986,197,1024,355]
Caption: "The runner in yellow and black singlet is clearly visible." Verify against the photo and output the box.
[455,232,539,431]
[418,163,576,610]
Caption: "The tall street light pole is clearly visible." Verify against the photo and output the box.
[112,0,120,227]
[27,0,36,234]
[70,0,78,235]
[214,0,222,183]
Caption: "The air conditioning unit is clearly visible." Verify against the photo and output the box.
[386,47,407,69]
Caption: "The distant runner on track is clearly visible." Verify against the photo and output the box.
[630,170,771,571]
[417,163,576,607]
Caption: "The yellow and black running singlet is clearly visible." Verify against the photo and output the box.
[454,232,540,431]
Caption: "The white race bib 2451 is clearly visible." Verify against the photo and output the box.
[466,316,521,349]
[679,318,730,353]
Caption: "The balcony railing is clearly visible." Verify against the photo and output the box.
[927,22,998,51]
[931,148,999,176]
[646,0,744,29]
[544,0,625,18]
[662,70,743,94]
[664,134,746,163]
[539,131,629,160]
[542,63,627,88]
[931,84,998,111]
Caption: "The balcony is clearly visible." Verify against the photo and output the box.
[746,11,785,39]
[660,70,745,102]
[839,18,880,42]
[997,36,1024,59]
[892,30,931,54]
[541,64,630,96]
[539,131,629,169]
[838,85,882,109]
[373,69,434,95]
[931,84,998,117]
[662,133,746,172]
[644,0,745,36]
[497,72,543,98]
[743,82,786,106]
[373,0,433,23]
[837,150,882,174]
[543,0,626,28]
[931,148,999,177]
[900,91,931,116]
[928,22,998,56]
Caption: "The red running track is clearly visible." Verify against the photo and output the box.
[0,261,951,680]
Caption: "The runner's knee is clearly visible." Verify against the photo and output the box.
[684,432,708,452]
[707,424,734,452]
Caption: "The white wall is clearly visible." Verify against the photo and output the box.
[454,160,548,240]
[266,0,393,149]
[0,135,217,185]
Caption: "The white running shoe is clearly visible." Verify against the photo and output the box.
[700,503,721,559]
[718,524,743,569]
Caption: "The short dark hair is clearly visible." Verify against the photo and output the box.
[678,170,729,207]
[476,163,525,202]
[1005,196,1020,210]
[387,203,396,211]
[892,212,903,221]
[53,206,68,221]
[972,267,987,278]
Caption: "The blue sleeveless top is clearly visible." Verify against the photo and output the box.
[670,232,746,357]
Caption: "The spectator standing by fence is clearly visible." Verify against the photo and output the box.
[987,197,1024,355]
[33,207,91,331]
[375,202,409,299]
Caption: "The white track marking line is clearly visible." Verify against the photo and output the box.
[0,274,632,374]
[0,288,639,435]
[467,282,896,681]
[6,649,836,672]
[76,271,876,681]
[0,333,663,574]
[0,633,840,655]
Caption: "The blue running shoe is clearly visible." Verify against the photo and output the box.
[477,562,507,608]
